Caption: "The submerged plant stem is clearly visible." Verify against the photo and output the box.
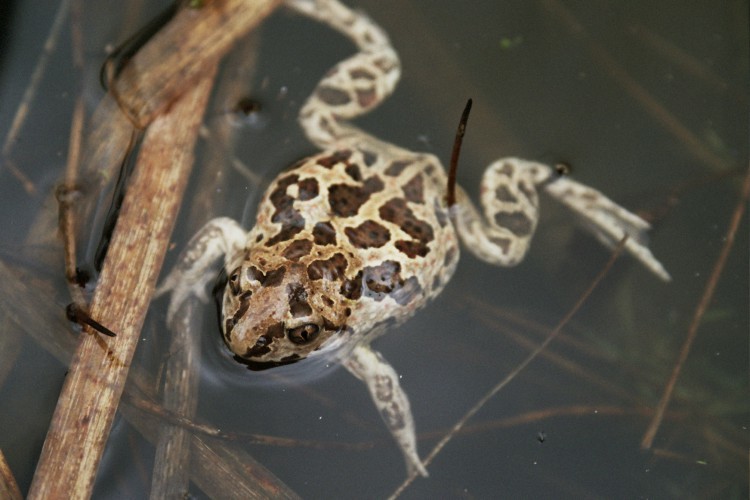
[640,165,750,449]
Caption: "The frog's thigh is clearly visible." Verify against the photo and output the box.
[344,344,428,477]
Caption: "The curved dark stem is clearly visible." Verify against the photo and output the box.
[446,98,472,208]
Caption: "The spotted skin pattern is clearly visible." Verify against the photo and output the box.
[157,0,669,478]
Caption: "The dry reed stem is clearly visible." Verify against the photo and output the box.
[122,366,301,499]
[149,29,268,497]
[150,300,202,499]
[640,165,750,449]
[109,0,281,128]
[0,0,72,195]
[28,70,216,500]
[0,449,22,500]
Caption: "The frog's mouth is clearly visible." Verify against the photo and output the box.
[233,353,302,371]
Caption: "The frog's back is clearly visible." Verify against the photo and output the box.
[243,148,459,349]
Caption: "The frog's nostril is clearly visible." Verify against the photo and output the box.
[287,324,320,344]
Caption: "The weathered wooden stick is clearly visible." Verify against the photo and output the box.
[28,68,216,499]
[108,0,281,128]
[0,449,22,500]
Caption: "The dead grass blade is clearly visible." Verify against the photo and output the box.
[640,165,750,449]
[27,68,216,499]
[0,0,72,195]
[0,449,22,500]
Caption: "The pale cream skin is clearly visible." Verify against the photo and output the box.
[157,0,669,478]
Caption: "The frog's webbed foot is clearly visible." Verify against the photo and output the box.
[544,173,670,280]
[343,344,429,478]
[155,217,246,324]
[451,157,670,280]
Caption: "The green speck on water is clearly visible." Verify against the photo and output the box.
[499,35,524,50]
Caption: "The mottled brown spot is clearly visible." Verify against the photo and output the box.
[362,150,377,167]
[316,150,352,169]
[402,174,424,204]
[394,240,428,258]
[360,260,423,305]
[345,220,390,248]
[297,178,319,201]
[317,86,350,106]
[312,221,336,246]
[345,163,362,181]
[328,176,384,217]
[495,185,517,203]
[518,181,535,203]
[317,115,337,140]
[307,253,348,281]
[246,266,286,287]
[288,284,312,317]
[498,162,515,176]
[282,239,313,262]
[341,271,363,300]
[321,317,338,331]
[495,211,533,236]
[267,174,305,246]
[245,322,284,358]
[350,68,375,80]
[378,198,434,257]
[373,56,397,73]
[432,274,442,291]
[225,318,236,340]
[491,237,512,254]
[266,225,303,246]
[362,261,399,295]
[384,160,411,176]
[356,88,377,108]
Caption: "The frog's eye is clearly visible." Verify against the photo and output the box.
[228,267,241,295]
[287,324,320,344]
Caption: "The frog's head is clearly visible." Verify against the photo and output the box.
[219,259,349,370]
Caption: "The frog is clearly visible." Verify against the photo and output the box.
[156,0,670,478]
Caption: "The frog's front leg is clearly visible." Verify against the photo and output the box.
[343,344,429,478]
[451,158,670,280]
[155,217,246,324]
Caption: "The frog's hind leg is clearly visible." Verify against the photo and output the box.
[343,344,429,478]
[285,0,401,150]
[451,157,670,280]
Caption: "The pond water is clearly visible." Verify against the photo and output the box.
[0,0,747,498]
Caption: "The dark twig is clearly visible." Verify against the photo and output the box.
[446,98,472,208]
[640,165,750,449]
[65,303,117,337]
